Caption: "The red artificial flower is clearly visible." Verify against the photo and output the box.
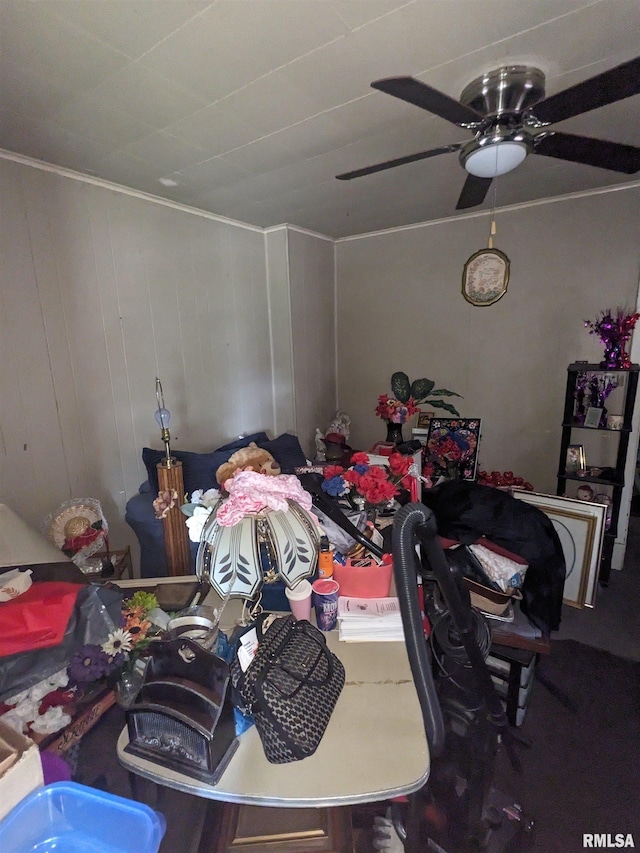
[356,467,398,501]
[321,446,414,510]
[367,466,388,482]
[343,468,362,485]
[350,451,370,466]
[38,688,76,715]
[323,465,345,479]
[388,452,411,477]
[363,480,398,505]
[375,395,419,424]
[375,395,392,418]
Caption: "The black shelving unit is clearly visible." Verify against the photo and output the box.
[557,362,639,586]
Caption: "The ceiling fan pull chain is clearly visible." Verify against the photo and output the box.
[487,217,497,249]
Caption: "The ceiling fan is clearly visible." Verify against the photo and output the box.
[336,56,640,210]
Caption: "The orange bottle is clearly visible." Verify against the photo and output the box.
[317,536,334,579]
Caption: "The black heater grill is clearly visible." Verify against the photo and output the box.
[125,638,238,784]
[128,711,211,773]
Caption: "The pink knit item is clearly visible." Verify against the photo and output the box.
[216,471,313,526]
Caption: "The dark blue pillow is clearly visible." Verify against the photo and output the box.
[258,433,307,473]
[216,432,269,453]
[143,431,269,496]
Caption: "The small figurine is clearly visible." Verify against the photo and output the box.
[315,428,327,461]
[327,411,351,443]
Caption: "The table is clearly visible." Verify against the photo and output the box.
[116,586,430,852]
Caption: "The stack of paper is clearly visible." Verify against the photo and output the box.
[337,596,405,642]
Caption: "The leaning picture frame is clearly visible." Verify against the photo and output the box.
[565,444,586,473]
[425,417,481,482]
[511,491,607,608]
[584,406,603,428]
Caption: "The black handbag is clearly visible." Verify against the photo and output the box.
[230,614,345,764]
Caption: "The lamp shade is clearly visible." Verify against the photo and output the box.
[0,504,71,569]
[463,140,528,178]
[197,500,319,600]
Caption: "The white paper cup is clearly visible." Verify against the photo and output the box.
[285,579,313,621]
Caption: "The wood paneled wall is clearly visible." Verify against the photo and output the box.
[335,186,640,568]
[0,158,336,562]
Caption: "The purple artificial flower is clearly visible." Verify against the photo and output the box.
[67,644,111,684]
[103,651,127,676]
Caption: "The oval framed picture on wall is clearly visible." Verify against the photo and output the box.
[462,248,510,306]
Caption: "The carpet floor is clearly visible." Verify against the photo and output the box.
[492,639,640,853]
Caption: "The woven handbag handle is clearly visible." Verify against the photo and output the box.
[263,619,336,689]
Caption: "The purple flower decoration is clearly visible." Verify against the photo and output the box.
[67,644,111,683]
[104,651,127,676]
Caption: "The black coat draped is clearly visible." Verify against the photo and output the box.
[422,480,566,633]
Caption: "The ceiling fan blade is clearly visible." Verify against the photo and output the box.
[336,143,462,180]
[372,76,484,127]
[534,131,640,173]
[456,174,493,209]
[533,56,640,124]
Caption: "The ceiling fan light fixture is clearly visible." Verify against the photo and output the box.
[463,140,528,178]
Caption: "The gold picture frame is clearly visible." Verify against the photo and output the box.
[462,248,510,307]
[416,411,434,428]
[512,491,607,608]
[566,444,586,473]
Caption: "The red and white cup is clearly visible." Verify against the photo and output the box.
[312,578,340,631]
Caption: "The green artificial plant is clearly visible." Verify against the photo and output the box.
[390,371,462,417]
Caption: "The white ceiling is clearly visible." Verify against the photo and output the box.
[1,0,639,238]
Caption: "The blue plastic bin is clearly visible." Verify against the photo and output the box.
[0,781,166,853]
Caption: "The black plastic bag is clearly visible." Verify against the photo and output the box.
[0,584,123,703]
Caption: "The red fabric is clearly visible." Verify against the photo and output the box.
[0,582,81,656]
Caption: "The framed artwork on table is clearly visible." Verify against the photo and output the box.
[511,491,607,608]
[565,444,586,473]
[425,418,481,482]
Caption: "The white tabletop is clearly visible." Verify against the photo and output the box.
[116,587,430,809]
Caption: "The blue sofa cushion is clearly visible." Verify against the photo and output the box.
[258,433,307,473]
[142,432,269,496]
[142,432,307,496]
[132,433,309,580]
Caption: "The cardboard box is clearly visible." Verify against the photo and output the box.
[0,721,43,822]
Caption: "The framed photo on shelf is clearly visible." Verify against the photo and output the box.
[584,406,603,428]
[565,444,586,473]
[416,411,435,429]
[425,418,481,481]
[511,491,607,608]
